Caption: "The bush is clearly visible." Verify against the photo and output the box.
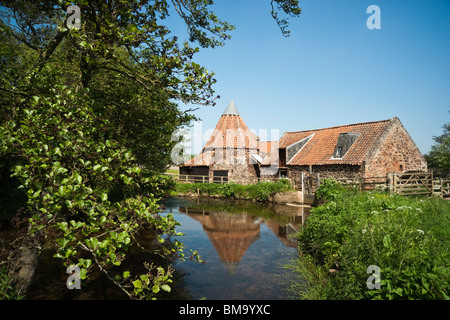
[0,265,23,300]
[293,179,450,300]
[174,179,292,202]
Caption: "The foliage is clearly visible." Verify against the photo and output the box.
[0,86,183,299]
[0,0,301,171]
[292,179,450,300]
[0,0,301,299]
[175,179,292,202]
[425,121,450,178]
[0,265,23,300]
[313,178,347,205]
[270,0,302,37]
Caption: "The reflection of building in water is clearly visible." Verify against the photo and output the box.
[180,208,261,274]
[179,205,308,273]
[266,204,309,247]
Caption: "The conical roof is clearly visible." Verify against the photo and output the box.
[183,210,261,274]
[202,100,258,151]
[182,101,274,167]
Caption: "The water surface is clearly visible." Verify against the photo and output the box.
[24,196,308,299]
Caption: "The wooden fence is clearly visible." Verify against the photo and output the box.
[167,171,449,198]
[392,172,434,196]
[338,172,445,198]
[166,173,284,185]
[434,179,450,198]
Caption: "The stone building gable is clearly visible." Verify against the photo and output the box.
[364,117,427,177]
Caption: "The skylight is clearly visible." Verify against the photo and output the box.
[286,134,313,164]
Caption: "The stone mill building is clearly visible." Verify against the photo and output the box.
[180,101,427,184]
[179,101,273,183]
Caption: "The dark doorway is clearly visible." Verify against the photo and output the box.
[193,166,209,183]
[213,170,228,184]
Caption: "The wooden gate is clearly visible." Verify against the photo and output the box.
[301,172,320,195]
[393,172,434,196]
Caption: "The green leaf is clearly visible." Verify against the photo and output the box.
[132,280,142,289]
[101,193,108,202]
[57,238,69,248]
[152,285,160,293]
[80,268,88,280]
[123,271,130,279]
[161,284,171,293]
[140,274,149,282]
[58,185,66,196]
[383,234,391,248]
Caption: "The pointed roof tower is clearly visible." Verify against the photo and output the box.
[202,100,258,151]
[182,100,269,167]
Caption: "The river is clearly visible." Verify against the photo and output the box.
[22,196,309,299]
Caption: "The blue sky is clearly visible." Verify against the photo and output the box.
[174,0,450,154]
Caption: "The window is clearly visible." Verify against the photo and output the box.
[278,169,287,178]
[332,132,360,159]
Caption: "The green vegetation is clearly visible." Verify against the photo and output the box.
[0,265,23,300]
[288,178,450,300]
[174,179,292,202]
[0,0,301,299]
[425,120,450,178]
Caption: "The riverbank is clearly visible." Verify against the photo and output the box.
[172,180,313,205]
[287,178,450,300]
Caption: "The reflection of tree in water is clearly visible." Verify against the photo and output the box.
[25,228,193,300]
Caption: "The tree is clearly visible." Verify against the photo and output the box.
[0,0,301,299]
[425,120,450,178]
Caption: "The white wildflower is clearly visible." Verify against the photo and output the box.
[416,229,424,235]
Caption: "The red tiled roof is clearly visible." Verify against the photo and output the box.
[184,151,213,166]
[202,114,259,150]
[262,119,393,166]
[182,101,275,167]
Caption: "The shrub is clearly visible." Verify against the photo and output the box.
[0,265,23,300]
[174,179,292,202]
[294,179,450,300]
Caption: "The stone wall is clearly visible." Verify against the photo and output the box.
[364,118,427,177]
[209,148,259,184]
[287,164,362,187]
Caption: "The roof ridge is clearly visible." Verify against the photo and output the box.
[283,118,393,134]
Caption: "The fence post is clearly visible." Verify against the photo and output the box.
[431,171,434,196]
[387,172,393,194]
[301,172,305,200]
[392,172,397,194]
